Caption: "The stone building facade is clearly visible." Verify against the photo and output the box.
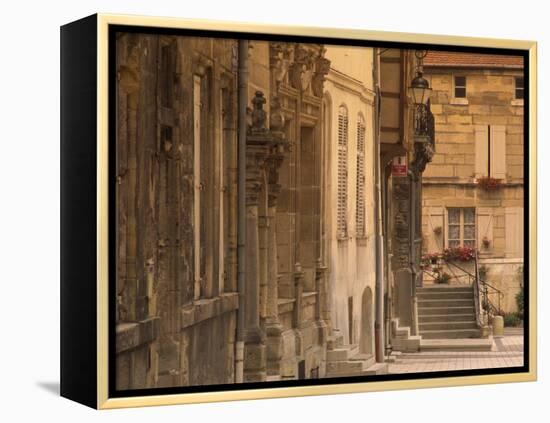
[322,46,377,357]
[243,40,332,381]
[422,52,524,313]
[115,33,240,389]
[114,33,341,389]
[377,49,431,350]
[113,31,437,388]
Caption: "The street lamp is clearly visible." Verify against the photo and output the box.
[409,71,432,106]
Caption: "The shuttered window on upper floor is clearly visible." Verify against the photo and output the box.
[475,124,506,180]
[337,105,348,238]
[356,114,366,237]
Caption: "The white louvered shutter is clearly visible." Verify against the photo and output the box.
[356,115,366,236]
[337,106,348,237]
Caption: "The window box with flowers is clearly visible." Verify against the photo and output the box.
[442,246,476,262]
[476,176,503,191]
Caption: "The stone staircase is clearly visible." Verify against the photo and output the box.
[324,333,387,377]
[418,285,480,339]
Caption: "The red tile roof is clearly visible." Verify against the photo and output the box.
[424,51,523,69]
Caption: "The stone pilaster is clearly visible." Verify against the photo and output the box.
[293,262,305,358]
[314,259,329,345]
[243,150,267,383]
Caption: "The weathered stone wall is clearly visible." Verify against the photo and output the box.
[422,65,524,312]
[115,33,239,389]
[422,67,524,258]
[267,42,330,379]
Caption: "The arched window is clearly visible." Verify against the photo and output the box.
[356,114,366,236]
[337,105,348,238]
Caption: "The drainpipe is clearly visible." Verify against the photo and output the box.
[235,39,248,383]
[408,169,419,336]
[373,49,385,363]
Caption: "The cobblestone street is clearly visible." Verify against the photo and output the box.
[387,329,524,374]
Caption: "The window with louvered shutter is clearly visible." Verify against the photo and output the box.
[356,114,366,236]
[337,106,348,238]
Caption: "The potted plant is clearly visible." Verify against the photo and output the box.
[434,272,452,284]
[482,236,491,248]
[433,226,442,236]
[476,176,503,191]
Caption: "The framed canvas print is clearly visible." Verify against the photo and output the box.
[60,13,537,409]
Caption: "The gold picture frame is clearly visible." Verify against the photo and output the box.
[60,13,537,409]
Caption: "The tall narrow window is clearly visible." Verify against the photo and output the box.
[447,207,476,248]
[193,75,201,300]
[160,44,175,108]
[218,88,226,295]
[515,76,524,100]
[337,105,348,238]
[454,75,467,98]
[356,114,366,236]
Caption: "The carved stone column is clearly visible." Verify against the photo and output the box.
[293,262,305,358]
[264,144,287,376]
[314,259,329,345]
[243,152,266,382]
[242,91,274,382]
[265,184,283,376]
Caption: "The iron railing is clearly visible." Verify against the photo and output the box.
[422,252,503,328]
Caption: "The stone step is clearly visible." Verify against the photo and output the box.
[418,306,475,315]
[420,338,494,352]
[351,353,376,369]
[326,344,359,361]
[393,325,411,338]
[418,298,474,308]
[325,360,364,377]
[327,333,345,350]
[418,286,472,293]
[325,352,378,377]
[417,291,473,300]
[419,313,476,323]
[419,328,481,339]
[362,362,388,375]
[419,321,478,331]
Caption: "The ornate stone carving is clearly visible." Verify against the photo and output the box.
[245,177,263,205]
[269,96,285,132]
[250,91,267,132]
[290,45,315,93]
[270,43,293,86]
[410,139,435,176]
[285,44,331,97]
[312,47,331,97]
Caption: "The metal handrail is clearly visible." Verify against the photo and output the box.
[473,252,483,327]
[422,252,503,326]
[444,257,503,311]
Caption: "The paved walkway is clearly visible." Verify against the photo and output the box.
[387,329,524,374]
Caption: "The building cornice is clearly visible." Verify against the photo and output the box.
[326,68,375,105]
